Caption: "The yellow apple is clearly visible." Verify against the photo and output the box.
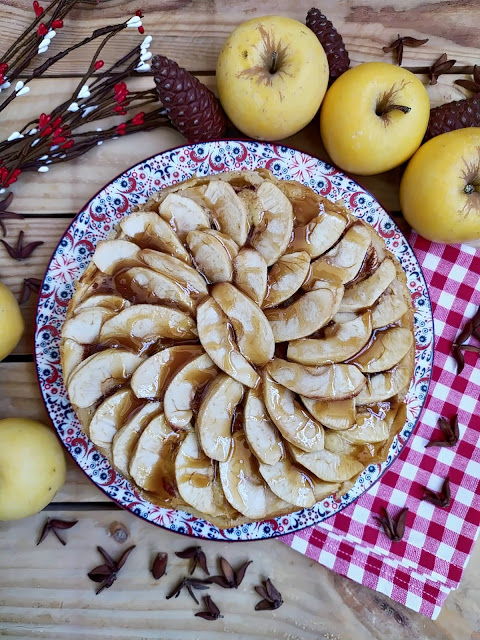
[400,128,480,246]
[0,280,24,361]
[320,62,430,175]
[0,418,66,520]
[216,15,329,141]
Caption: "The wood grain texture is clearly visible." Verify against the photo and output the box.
[0,509,479,639]
[1,0,479,75]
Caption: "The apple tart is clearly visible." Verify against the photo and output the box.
[60,168,415,528]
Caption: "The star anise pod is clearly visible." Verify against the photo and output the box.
[0,230,44,261]
[175,545,209,575]
[19,277,42,304]
[37,518,78,546]
[374,507,408,542]
[254,578,283,611]
[425,414,459,448]
[422,477,451,508]
[151,552,168,580]
[195,595,224,621]
[452,306,480,373]
[87,545,136,595]
[166,577,210,604]
[0,192,23,237]
[454,65,480,93]
[428,53,457,85]
[206,557,252,589]
[382,34,429,66]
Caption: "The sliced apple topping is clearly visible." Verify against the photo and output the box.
[92,239,141,275]
[68,349,144,408]
[290,445,364,483]
[313,480,341,501]
[62,307,114,344]
[372,280,410,329]
[288,210,347,258]
[341,411,390,444]
[265,281,344,342]
[74,294,130,314]
[250,181,294,266]
[120,211,191,264]
[204,180,250,246]
[322,431,357,456]
[339,257,397,312]
[353,327,414,374]
[158,193,210,239]
[196,373,244,462]
[164,353,218,429]
[99,304,197,343]
[119,267,197,313]
[131,345,204,399]
[89,388,136,453]
[196,297,259,389]
[186,229,238,283]
[263,373,324,452]
[139,249,208,295]
[237,188,263,226]
[262,251,310,309]
[211,282,275,366]
[287,311,372,365]
[233,248,268,306]
[356,351,414,404]
[213,169,265,188]
[300,397,356,431]
[258,458,316,508]
[244,387,283,465]
[61,338,86,384]
[267,359,366,401]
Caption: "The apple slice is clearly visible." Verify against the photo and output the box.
[323,431,357,456]
[233,248,268,306]
[89,388,136,453]
[287,311,372,365]
[339,257,397,312]
[131,345,204,399]
[197,297,259,388]
[196,373,244,462]
[304,223,371,287]
[258,458,316,508]
[267,358,366,400]
[68,349,144,408]
[120,211,191,264]
[213,169,265,188]
[262,251,311,309]
[186,229,238,283]
[211,282,274,366]
[99,304,197,343]
[288,210,347,258]
[119,267,197,313]
[300,397,356,431]
[250,181,294,266]
[341,412,390,444]
[263,373,324,452]
[356,351,414,404]
[139,249,208,295]
[313,480,341,501]
[163,353,218,429]
[372,280,410,329]
[204,180,250,246]
[74,294,130,314]
[61,338,85,384]
[353,326,414,373]
[62,307,114,344]
[237,189,263,226]
[265,281,344,342]
[244,387,283,465]
[158,193,210,239]
[289,445,364,483]
[92,239,141,275]
[111,401,163,477]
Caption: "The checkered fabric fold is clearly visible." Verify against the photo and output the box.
[281,234,480,619]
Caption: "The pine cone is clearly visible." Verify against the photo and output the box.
[306,7,350,83]
[152,55,227,143]
[425,96,480,141]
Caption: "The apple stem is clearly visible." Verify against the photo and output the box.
[269,51,278,74]
[379,104,412,115]
[465,184,475,194]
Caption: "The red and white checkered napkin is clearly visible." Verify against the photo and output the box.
[281,234,480,619]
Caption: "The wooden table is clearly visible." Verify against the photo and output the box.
[1,2,479,638]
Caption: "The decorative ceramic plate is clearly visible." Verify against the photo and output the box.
[35,140,433,541]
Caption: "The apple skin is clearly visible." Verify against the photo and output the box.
[0,281,24,361]
[320,62,430,175]
[216,16,329,141]
[0,418,66,521]
[400,128,480,246]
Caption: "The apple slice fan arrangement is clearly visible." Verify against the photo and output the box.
[0,0,479,624]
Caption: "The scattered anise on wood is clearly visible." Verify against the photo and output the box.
[151,552,168,580]
[166,577,210,604]
[374,507,408,542]
[382,35,429,66]
[195,595,224,621]
[37,517,78,546]
[454,65,480,94]
[428,53,456,85]
[452,306,480,373]
[175,545,209,575]
[254,578,284,611]
[19,277,42,304]
[0,192,23,237]
[207,557,252,589]
[0,230,43,261]
[425,414,459,449]
[87,545,136,595]
[422,477,451,508]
